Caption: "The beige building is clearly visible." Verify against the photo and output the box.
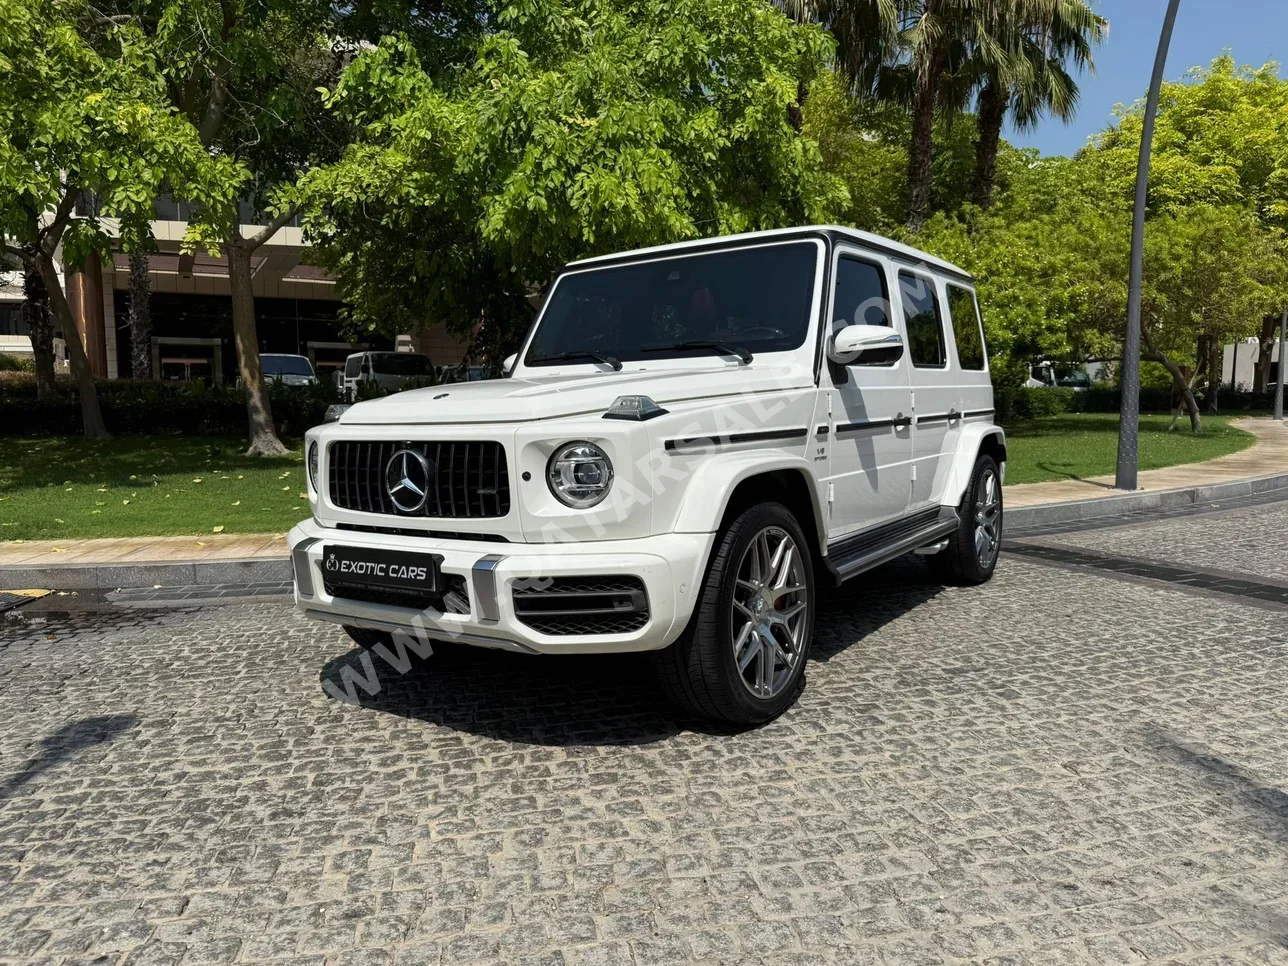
[2,201,470,382]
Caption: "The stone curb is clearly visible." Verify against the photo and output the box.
[0,556,291,592]
[1004,471,1288,531]
[6,470,1287,591]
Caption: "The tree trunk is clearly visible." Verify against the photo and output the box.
[227,243,287,456]
[970,83,1010,210]
[1205,332,1221,413]
[128,253,153,379]
[906,74,938,231]
[787,78,808,132]
[1254,314,1278,393]
[1143,328,1200,433]
[22,257,57,398]
[36,254,110,438]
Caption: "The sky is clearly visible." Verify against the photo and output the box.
[1010,0,1288,157]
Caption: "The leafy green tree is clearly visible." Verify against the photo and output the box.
[301,0,846,357]
[0,0,237,437]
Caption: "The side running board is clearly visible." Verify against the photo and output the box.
[824,506,960,583]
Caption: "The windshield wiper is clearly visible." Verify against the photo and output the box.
[641,340,753,365]
[535,350,622,371]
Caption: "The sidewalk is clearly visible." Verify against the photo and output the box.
[1005,416,1288,507]
[3,417,1286,590]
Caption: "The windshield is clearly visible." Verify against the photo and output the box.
[525,241,820,366]
[262,355,314,377]
[371,353,432,376]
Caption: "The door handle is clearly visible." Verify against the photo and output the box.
[893,413,912,429]
[948,409,961,423]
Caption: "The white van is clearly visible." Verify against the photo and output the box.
[338,351,434,398]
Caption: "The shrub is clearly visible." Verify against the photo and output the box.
[0,352,31,372]
[0,377,341,437]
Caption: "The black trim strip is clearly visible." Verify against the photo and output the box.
[963,408,996,419]
[916,411,958,425]
[665,428,809,453]
[833,414,911,435]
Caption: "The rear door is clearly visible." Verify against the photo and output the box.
[821,245,913,541]
[895,268,963,510]
[943,283,993,425]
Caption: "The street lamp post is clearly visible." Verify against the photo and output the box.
[1276,306,1286,422]
[1115,0,1182,491]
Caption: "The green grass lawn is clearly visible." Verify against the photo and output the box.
[1003,413,1258,486]
[0,437,309,541]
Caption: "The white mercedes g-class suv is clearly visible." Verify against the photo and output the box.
[290,226,1005,724]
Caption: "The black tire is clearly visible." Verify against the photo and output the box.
[652,502,816,725]
[928,453,1002,586]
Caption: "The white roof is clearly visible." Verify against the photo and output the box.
[569,225,972,281]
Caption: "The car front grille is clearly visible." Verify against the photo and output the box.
[512,576,649,636]
[329,441,510,519]
[323,572,471,615]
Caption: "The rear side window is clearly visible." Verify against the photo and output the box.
[898,271,946,368]
[345,356,361,378]
[946,285,987,370]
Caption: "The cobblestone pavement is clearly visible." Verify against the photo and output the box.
[1020,499,1288,584]
[2,502,1288,965]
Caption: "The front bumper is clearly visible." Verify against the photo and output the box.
[288,520,715,654]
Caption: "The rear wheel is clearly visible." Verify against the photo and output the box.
[928,453,1002,585]
[653,502,815,725]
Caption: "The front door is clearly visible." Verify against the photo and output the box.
[821,246,913,542]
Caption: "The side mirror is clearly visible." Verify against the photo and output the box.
[502,353,517,373]
[828,324,904,366]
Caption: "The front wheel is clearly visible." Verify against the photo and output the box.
[653,502,815,725]
[928,453,1002,585]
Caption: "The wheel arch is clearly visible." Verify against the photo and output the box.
[942,424,1007,508]
[671,454,826,564]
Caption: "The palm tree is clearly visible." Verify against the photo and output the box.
[784,0,996,230]
[969,0,1106,210]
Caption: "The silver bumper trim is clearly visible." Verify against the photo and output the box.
[293,537,320,597]
[304,608,540,654]
[471,554,506,624]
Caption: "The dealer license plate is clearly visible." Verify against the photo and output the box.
[321,545,441,593]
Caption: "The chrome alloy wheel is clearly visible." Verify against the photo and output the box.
[973,467,1001,569]
[731,526,809,699]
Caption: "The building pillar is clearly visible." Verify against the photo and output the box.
[66,252,108,378]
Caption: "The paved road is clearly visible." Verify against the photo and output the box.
[2,498,1288,965]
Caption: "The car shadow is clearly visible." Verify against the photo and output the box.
[316,556,948,746]
[0,714,138,805]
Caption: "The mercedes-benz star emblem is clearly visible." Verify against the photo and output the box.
[384,448,433,513]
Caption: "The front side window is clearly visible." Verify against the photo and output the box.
[832,256,893,367]
[898,271,946,368]
[945,285,987,371]
[525,241,820,366]
[345,356,361,378]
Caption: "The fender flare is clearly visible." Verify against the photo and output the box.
[941,423,1007,509]
[671,451,827,550]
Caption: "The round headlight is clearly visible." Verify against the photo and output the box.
[547,441,613,509]
[307,441,319,492]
